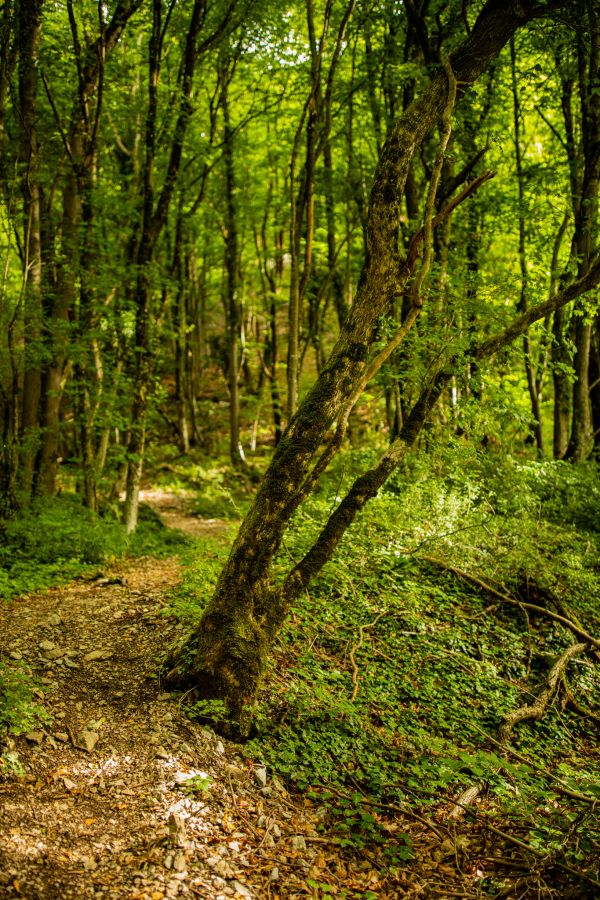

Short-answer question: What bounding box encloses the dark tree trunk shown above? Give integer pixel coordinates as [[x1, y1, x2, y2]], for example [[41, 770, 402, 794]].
[[123, 0, 207, 530], [17, 0, 44, 503], [563, 0, 599, 461], [220, 46, 246, 470]]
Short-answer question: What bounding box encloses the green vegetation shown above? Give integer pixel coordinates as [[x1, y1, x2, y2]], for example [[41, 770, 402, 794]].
[[0, 660, 51, 773], [0, 494, 189, 600], [0, 0, 599, 892], [172, 448, 600, 889]]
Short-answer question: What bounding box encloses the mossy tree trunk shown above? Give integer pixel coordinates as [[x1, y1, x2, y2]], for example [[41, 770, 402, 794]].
[[163, 1, 577, 739]]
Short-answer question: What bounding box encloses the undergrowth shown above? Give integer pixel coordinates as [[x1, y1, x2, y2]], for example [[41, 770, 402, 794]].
[[150, 444, 259, 520], [0, 658, 51, 774], [0, 494, 189, 600], [173, 446, 600, 893]]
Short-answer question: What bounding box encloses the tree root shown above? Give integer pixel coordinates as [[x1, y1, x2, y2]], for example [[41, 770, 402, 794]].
[[499, 642, 589, 744]]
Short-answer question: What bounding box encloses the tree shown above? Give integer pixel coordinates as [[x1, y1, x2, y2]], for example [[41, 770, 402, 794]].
[[164, 0, 600, 738]]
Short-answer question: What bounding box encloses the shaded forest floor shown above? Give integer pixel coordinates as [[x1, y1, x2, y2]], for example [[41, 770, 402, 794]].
[[0, 480, 599, 898], [0, 492, 431, 899]]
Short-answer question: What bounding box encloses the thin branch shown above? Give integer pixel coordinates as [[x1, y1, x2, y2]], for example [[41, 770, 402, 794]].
[[417, 556, 600, 650], [349, 610, 389, 701], [39, 70, 76, 169], [412, 56, 457, 308]]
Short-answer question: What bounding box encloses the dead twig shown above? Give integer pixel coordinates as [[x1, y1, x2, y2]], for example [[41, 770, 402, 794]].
[[468, 722, 597, 804], [349, 610, 389, 701]]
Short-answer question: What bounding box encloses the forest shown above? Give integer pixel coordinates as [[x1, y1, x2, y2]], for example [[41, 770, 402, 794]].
[[0, 0, 599, 897]]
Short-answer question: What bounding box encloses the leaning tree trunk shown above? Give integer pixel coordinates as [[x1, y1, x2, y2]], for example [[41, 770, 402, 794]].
[[163, 0, 560, 739]]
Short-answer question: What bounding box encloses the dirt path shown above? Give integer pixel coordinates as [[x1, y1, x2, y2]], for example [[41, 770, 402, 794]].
[[0, 494, 370, 899]]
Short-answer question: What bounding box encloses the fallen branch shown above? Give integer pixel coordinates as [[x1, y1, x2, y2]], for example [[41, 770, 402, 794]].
[[316, 782, 446, 842], [417, 556, 600, 650], [447, 797, 600, 891], [499, 643, 589, 744], [468, 722, 598, 805]]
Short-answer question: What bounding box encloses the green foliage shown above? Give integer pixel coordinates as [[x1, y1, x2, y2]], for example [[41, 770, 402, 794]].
[[165, 538, 230, 625], [227, 449, 599, 873], [0, 495, 188, 600], [0, 659, 51, 773], [152, 453, 255, 520], [181, 773, 214, 797]]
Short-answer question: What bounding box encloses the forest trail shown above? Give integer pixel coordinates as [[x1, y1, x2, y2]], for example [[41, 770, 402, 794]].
[[0, 493, 375, 900]]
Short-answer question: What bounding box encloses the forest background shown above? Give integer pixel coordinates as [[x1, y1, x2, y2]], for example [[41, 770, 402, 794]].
[[0, 0, 599, 896]]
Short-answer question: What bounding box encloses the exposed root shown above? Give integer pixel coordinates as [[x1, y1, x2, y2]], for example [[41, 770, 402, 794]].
[[499, 642, 590, 744]]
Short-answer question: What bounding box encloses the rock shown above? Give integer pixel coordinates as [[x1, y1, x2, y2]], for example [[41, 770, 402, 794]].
[[54, 733, 69, 743], [254, 766, 267, 788], [173, 851, 186, 873], [168, 813, 188, 848], [39, 640, 56, 652], [269, 867, 279, 882], [215, 741, 225, 755], [84, 650, 112, 662], [207, 858, 233, 879], [291, 835, 307, 852], [24, 731, 44, 744], [231, 880, 254, 898], [9, 651, 22, 660], [155, 747, 170, 760], [44, 648, 65, 660], [47, 613, 62, 626], [77, 731, 99, 752], [64, 658, 79, 669], [157, 692, 171, 701], [224, 764, 244, 779], [272, 824, 281, 840]]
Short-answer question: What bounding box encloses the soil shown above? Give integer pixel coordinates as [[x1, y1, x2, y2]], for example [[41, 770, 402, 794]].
[[0, 492, 415, 899]]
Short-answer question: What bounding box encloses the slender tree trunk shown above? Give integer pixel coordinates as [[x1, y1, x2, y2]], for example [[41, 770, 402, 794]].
[[566, 1, 599, 461], [123, 0, 208, 530], [552, 307, 571, 457], [221, 48, 246, 469], [17, 0, 44, 503], [511, 39, 544, 453]]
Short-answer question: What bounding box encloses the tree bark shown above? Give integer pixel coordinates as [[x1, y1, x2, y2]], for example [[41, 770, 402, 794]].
[[17, 0, 44, 504], [566, 1, 600, 461], [123, 0, 208, 531], [220, 45, 246, 470]]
